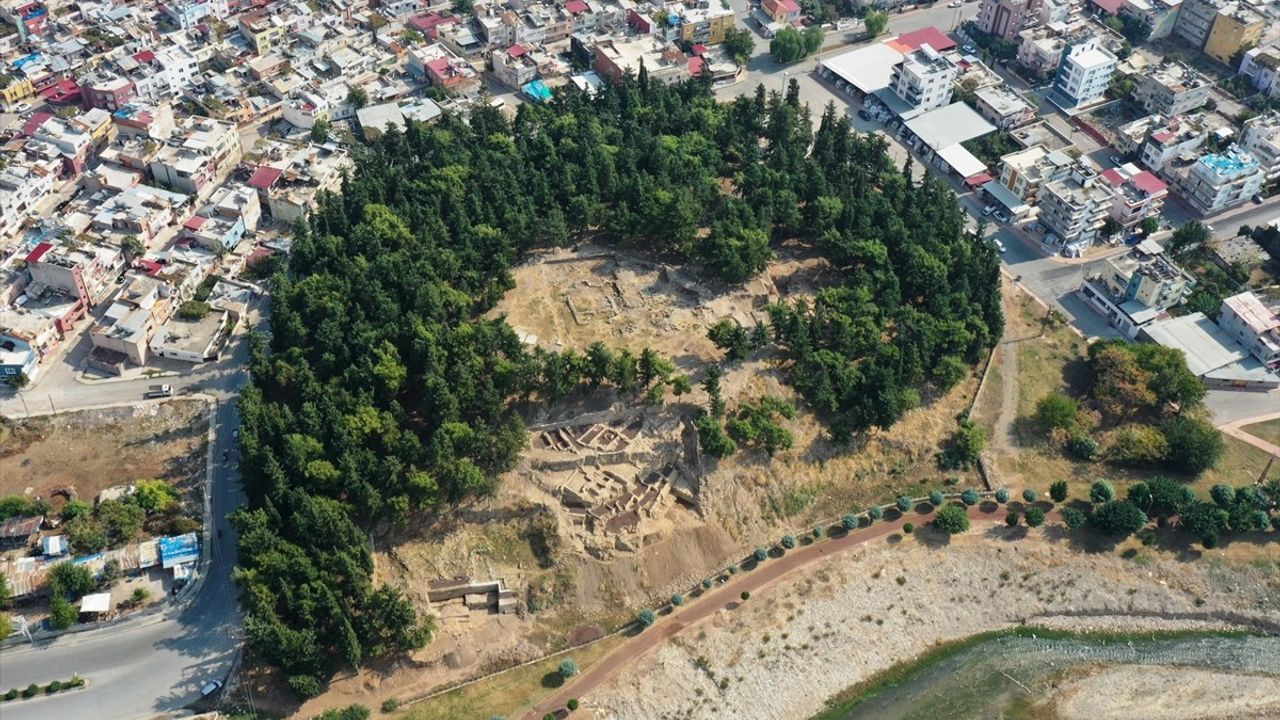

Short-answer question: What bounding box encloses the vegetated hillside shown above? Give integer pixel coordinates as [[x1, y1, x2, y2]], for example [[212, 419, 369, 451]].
[[232, 75, 1002, 697]]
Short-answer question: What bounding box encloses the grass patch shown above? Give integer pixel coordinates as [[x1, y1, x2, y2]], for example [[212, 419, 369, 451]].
[[1240, 418, 1280, 447], [400, 633, 625, 720]]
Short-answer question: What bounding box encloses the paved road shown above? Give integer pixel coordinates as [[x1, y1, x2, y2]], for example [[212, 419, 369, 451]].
[[0, 305, 263, 719], [524, 501, 1042, 720]]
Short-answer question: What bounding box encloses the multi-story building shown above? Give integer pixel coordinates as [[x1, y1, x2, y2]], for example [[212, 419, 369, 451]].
[[1132, 62, 1212, 117], [890, 44, 958, 113], [593, 37, 691, 85], [1173, 0, 1221, 49], [1131, 114, 1208, 173], [1051, 37, 1116, 109], [0, 156, 59, 240], [1204, 4, 1265, 65], [976, 0, 1039, 40], [670, 3, 734, 45], [1219, 292, 1280, 369], [1040, 165, 1114, 254], [240, 9, 289, 56], [111, 102, 177, 141], [1016, 29, 1066, 75], [0, 74, 34, 109], [81, 72, 137, 112], [1099, 164, 1169, 228], [1081, 241, 1195, 337], [87, 184, 188, 242], [973, 85, 1035, 129], [1240, 112, 1280, 186], [1122, 0, 1182, 40], [148, 117, 242, 197], [244, 142, 350, 223], [1172, 147, 1265, 215], [997, 144, 1079, 203], [90, 273, 173, 366], [23, 113, 94, 175], [492, 44, 539, 88], [407, 43, 481, 96], [1238, 44, 1280, 99], [162, 0, 230, 30], [25, 241, 119, 306], [760, 0, 801, 25], [118, 46, 200, 103]]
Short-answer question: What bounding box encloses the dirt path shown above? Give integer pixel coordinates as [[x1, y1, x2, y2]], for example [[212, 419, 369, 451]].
[[993, 340, 1019, 454], [1218, 411, 1280, 458], [524, 502, 1048, 719]]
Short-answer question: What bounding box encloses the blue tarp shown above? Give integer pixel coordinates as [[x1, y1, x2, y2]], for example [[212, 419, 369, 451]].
[[522, 80, 552, 103], [158, 533, 199, 569]]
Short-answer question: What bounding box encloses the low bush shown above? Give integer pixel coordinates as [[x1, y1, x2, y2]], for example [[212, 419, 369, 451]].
[[902, 523, 914, 534], [740, 591, 750, 601], [841, 514, 858, 530], [381, 698, 400, 713], [671, 593, 684, 606], [567, 698, 580, 711], [1024, 507, 1046, 528], [781, 534, 797, 550], [868, 506, 884, 520], [896, 496, 912, 512], [1022, 488, 1038, 503], [22, 684, 38, 698], [995, 488, 1010, 503], [637, 609, 656, 628], [754, 547, 767, 562], [1061, 507, 1087, 530], [961, 489, 980, 506], [4, 688, 18, 701], [46, 680, 62, 694], [928, 490, 945, 506], [1005, 510, 1019, 527]]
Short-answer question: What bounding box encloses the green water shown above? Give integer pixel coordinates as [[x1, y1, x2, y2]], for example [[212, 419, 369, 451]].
[[814, 630, 1280, 720]]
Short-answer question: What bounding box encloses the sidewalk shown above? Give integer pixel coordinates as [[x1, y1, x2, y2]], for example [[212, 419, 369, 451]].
[[1218, 412, 1280, 458]]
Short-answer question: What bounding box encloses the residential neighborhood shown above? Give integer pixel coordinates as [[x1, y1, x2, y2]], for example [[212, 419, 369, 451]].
[[0, 0, 1277, 717]]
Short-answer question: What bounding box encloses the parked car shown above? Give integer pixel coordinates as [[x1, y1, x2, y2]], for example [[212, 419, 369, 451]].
[[1252, 194, 1265, 204], [993, 210, 1010, 223], [1109, 155, 1124, 166], [13, 101, 31, 113], [982, 204, 996, 217], [991, 238, 1007, 253], [200, 680, 223, 698], [948, 1, 961, 6], [857, 108, 872, 121]]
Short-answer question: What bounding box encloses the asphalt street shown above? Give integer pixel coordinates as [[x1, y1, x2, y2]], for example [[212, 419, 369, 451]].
[[0, 305, 262, 719]]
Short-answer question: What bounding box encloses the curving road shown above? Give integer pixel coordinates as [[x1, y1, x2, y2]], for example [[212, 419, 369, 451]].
[[0, 304, 264, 719]]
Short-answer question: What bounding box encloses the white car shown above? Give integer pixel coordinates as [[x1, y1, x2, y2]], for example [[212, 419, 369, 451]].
[[948, 0, 961, 6], [200, 680, 223, 697], [13, 101, 31, 113], [993, 210, 1010, 224], [981, 204, 996, 217], [991, 238, 1007, 253]]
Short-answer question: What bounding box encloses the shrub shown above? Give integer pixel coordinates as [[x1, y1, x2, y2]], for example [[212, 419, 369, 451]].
[[1160, 416, 1224, 475], [637, 609, 656, 628], [288, 675, 322, 699], [46, 680, 62, 694], [1066, 434, 1099, 460], [754, 547, 767, 562], [1106, 425, 1169, 466], [841, 514, 858, 530], [49, 595, 77, 630], [1090, 480, 1116, 504], [1091, 500, 1147, 538], [934, 505, 971, 535], [1049, 480, 1068, 503], [928, 490, 945, 507], [781, 534, 796, 550], [702, 578, 713, 589], [1210, 484, 1236, 508], [1005, 510, 1020, 527], [671, 593, 684, 606], [544, 714, 557, 720], [868, 506, 883, 520], [1024, 507, 1046, 528], [961, 489, 980, 506], [567, 698, 580, 711], [896, 496, 912, 512], [23, 684, 38, 698], [740, 591, 750, 601], [728, 564, 739, 574], [1036, 392, 1079, 430], [1022, 488, 1038, 503], [381, 698, 400, 713], [812, 526, 824, 539], [995, 488, 1010, 504], [49, 562, 96, 598], [559, 659, 578, 680], [1061, 507, 1087, 530], [4, 688, 17, 701], [902, 522, 914, 534]]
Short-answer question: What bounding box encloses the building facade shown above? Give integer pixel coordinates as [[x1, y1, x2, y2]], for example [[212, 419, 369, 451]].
[[890, 44, 958, 113], [1173, 147, 1265, 215], [1051, 37, 1117, 109], [1219, 292, 1280, 369]]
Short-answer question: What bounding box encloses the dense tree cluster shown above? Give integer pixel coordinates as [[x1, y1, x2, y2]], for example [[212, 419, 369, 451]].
[[234, 76, 1001, 694]]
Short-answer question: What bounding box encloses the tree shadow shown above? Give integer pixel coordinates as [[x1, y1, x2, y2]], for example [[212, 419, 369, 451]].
[[978, 500, 1000, 515], [986, 524, 1028, 542], [541, 671, 566, 689], [914, 525, 952, 548]]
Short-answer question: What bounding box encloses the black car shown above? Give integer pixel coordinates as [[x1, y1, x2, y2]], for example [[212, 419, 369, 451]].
[[857, 109, 872, 121]]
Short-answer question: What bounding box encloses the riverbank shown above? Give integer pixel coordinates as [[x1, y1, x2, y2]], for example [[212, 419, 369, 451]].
[[812, 628, 1279, 720], [584, 526, 1278, 720]]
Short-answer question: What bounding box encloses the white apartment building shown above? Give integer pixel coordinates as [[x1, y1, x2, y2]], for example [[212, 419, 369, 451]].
[[0, 157, 59, 240], [1219, 292, 1280, 369], [889, 44, 958, 114], [1239, 45, 1280, 99], [997, 144, 1079, 203], [1240, 112, 1280, 185], [1173, 147, 1265, 215], [1040, 165, 1114, 255], [1132, 62, 1213, 117], [118, 46, 200, 103], [163, 0, 231, 30], [1051, 37, 1117, 109], [149, 117, 242, 197], [1099, 164, 1169, 229]]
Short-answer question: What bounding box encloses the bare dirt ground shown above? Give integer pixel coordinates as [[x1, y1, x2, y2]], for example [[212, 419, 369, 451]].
[[1049, 665, 1280, 720], [585, 529, 1279, 720], [0, 401, 208, 508]]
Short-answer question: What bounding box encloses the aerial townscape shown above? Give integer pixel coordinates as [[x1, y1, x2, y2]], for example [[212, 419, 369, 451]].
[[0, 0, 1279, 717]]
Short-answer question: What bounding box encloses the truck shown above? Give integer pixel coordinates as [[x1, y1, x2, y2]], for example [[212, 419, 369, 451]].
[[145, 384, 172, 399]]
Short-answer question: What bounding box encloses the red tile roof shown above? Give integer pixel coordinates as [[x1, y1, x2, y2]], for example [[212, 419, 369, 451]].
[[507, 43, 527, 57], [133, 49, 156, 64], [247, 165, 283, 189], [1131, 171, 1167, 195], [184, 215, 208, 231], [688, 56, 705, 76], [1151, 130, 1175, 143], [894, 27, 956, 52], [1090, 0, 1124, 14], [564, 0, 589, 13], [1100, 168, 1125, 185]]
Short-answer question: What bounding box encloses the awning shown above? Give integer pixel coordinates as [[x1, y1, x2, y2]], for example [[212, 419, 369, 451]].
[[980, 179, 1032, 216], [80, 592, 111, 614], [965, 172, 994, 187]]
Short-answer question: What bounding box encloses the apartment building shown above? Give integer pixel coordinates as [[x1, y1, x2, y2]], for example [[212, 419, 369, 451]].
[[1122, 0, 1182, 40], [1219, 292, 1280, 369], [1173, 0, 1220, 48], [25, 241, 119, 306], [240, 9, 289, 55], [0, 157, 59, 240], [245, 142, 350, 223], [149, 117, 242, 197], [1239, 44, 1280, 99], [1040, 165, 1113, 254], [1204, 4, 1265, 65], [23, 112, 94, 175], [670, 3, 734, 45], [0, 74, 34, 109], [890, 44, 958, 113], [1134, 114, 1207, 173], [81, 71, 136, 112], [1099, 164, 1169, 228], [1132, 62, 1212, 117], [997, 144, 1079, 203], [492, 44, 539, 88], [593, 37, 690, 84], [1172, 147, 1265, 215], [163, 0, 230, 30], [87, 184, 188, 242], [90, 273, 173, 366], [408, 43, 481, 95], [1051, 37, 1116, 109], [976, 0, 1039, 40], [1240, 112, 1280, 186], [1016, 29, 1066, 75], [117, 46, 199, 103], [111, 102, 177, 141], [1081, 241, 1195, 337]]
